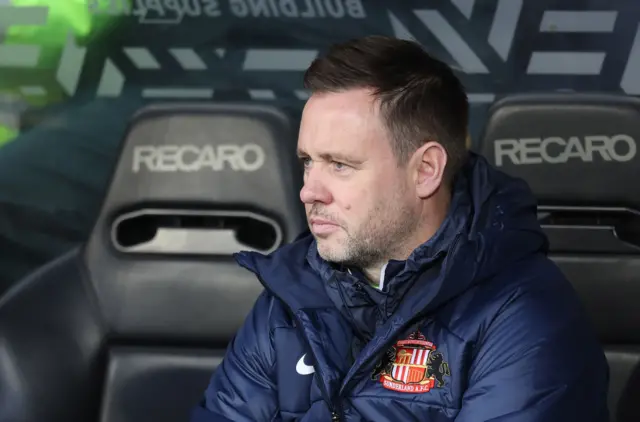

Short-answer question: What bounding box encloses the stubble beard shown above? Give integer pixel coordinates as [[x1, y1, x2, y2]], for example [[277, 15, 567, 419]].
[[314, 194, 420, 269]]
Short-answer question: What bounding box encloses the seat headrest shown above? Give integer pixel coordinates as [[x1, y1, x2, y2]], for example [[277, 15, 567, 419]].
[[96, 103, 304, 255], [480, 93, 640, 207], [83, 103, 305, 341]]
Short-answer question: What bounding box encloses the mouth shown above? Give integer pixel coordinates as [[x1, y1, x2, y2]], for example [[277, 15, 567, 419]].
[[308, 218, 340, 235]]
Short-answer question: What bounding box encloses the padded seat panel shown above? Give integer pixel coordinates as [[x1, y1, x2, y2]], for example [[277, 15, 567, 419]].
[[552, 257, 640, 344], [100, 347, 222, 422], [606, 347, 640, 422]]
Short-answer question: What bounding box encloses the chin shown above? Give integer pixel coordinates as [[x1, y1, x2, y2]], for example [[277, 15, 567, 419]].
[[315, 240, 348, 263]]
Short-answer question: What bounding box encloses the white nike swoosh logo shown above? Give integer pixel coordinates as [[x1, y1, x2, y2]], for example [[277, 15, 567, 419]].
[[296, 354, 315, 375]]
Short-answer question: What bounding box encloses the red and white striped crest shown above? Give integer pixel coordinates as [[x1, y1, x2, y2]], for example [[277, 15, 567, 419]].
[[377, 331, 442, 394], [391, 347, 430, 384]]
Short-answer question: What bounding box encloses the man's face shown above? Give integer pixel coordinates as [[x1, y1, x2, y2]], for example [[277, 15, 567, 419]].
[[297, 88, 421, 268]]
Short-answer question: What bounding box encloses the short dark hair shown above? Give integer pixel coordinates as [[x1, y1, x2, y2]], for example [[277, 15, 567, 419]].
[[303, 35, 469, 183]]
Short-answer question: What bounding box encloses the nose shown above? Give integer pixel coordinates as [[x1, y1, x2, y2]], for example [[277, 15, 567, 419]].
[[300, 169, 332, 205]]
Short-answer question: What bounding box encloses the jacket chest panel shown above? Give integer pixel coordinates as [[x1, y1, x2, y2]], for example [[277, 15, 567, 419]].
[[347, 321, 468, 412], [273, 313, 472, 419]]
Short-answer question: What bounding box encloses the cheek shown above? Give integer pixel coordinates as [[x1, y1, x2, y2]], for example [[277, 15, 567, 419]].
[[336, 173, 393, 219], [340, 185, 373, 216]]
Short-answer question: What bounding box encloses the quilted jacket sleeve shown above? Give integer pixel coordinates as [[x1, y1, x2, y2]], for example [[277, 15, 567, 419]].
[[454, 281, 610, 422], [190, 291, 280, 422]]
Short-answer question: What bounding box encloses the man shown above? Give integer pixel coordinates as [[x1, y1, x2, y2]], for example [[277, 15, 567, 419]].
[[191, 36, 609, 421]]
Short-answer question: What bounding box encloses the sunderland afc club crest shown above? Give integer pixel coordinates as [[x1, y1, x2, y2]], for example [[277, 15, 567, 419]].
[[372, 330, 450, 393]]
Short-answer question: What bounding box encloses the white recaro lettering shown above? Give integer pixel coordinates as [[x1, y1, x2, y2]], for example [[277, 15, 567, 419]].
[[493, 134, 637, 166], [131, 144, 266, 173]]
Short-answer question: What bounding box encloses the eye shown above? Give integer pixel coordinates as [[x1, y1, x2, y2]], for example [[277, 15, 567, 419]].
[[332, 161, 349, 172], [300, 157, 312, 169]]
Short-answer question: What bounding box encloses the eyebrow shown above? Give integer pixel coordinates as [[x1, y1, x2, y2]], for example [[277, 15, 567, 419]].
[[296, 149, 364, 165]]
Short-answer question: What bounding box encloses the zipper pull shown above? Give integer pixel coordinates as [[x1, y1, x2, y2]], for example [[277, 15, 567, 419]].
[[331, 411, 341, 421]]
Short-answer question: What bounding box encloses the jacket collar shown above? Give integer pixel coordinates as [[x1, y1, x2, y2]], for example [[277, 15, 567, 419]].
[[306, 153, 544, 307]]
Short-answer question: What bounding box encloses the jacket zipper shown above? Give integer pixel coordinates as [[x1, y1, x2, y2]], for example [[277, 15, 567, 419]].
[[252, 274, 344, 421]]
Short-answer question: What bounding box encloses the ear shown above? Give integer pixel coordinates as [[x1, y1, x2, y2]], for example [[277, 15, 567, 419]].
[[411, 141, 447, 199]]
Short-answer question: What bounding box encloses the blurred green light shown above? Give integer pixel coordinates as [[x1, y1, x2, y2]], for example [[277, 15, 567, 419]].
[[0, 125, 18, 147], [6, 0, 116, 44]]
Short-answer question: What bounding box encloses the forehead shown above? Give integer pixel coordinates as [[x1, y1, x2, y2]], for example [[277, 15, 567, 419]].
[[297, 89, 391, 158]]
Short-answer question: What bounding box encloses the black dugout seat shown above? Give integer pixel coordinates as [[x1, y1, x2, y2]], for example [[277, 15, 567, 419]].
[[0, 103, 305, 422], [479, 92, 640, 422]]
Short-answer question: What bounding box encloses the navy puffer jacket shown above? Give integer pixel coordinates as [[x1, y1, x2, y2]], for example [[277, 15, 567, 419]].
[[191, 153, 609, 422]]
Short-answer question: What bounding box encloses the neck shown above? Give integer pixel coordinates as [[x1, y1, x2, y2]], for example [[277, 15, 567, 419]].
[[362, 265, 385, 286], [363, 187, 451, 285]]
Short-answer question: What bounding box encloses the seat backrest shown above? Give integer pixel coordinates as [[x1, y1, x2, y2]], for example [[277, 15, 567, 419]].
[[479, 92, 640, 422], [0, 103, 305, 422]]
